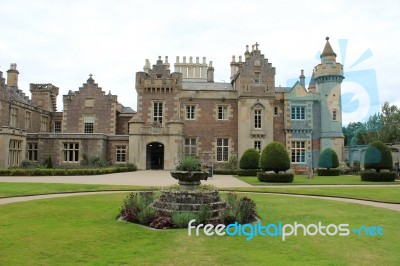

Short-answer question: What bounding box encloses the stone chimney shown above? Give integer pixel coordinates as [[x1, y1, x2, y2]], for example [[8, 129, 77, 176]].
[[207, 61, 214, 83], [7, 63, 19, 88], [299, 69, 305, 87]]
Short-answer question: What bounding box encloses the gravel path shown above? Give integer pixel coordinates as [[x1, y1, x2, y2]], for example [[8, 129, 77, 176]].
[[0, 190, 399, 212]]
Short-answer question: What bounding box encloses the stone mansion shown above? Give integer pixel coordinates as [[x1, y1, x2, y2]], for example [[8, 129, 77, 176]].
[[0, 38, 344, 171]]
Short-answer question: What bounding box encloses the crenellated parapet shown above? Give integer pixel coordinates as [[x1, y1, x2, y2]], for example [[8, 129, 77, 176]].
[[30, 83, 59, 112]]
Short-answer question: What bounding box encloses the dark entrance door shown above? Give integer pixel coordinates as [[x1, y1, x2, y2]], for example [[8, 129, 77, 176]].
[[146, 142, 164, 170]]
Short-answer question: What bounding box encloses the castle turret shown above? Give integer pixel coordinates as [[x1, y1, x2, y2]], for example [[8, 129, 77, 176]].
[[313, 37, 345, 160], [30, 83, 59, 112]]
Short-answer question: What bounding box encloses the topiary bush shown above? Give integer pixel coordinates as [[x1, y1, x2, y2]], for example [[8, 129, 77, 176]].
[[317, 169, 340, 176], [259, 142, 291, 173], [239, 148, 260, 170], [364, 141, 393, 172], [360, 170, 396, 182], [237, 169, 260, 177], [318, 148, 339, 169], [257, 172, 294, 183], [213, 169, 238, 175]]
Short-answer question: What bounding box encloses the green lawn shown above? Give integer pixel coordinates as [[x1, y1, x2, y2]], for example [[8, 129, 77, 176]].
[[0, 182, 157, 198], [1, 182, 400, 203], [237, 174, 400, 185], [224, 186, 400, 203], [0, 193, 399, 265]]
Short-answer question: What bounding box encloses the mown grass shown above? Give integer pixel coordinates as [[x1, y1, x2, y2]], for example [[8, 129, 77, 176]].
[[0, 182, 157, 198], [237, 174, 399, 185], [1, 182, 400, 203], [223, 186, 400, 203], [0, 193, 399, 265]]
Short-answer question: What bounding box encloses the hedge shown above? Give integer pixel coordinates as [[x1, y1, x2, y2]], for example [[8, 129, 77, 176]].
[[213, 169, 238, 175], [257, 172, 294, 183], [0, 165, 137, 176], [360, 170, 396, 182], [317, 169, 340, 176], [237, 169, 260, 176]]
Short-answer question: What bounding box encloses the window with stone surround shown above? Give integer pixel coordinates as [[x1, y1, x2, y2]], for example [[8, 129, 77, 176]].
[[186, 105, 196, 120], [83, 115, 94, 133], [27, 143, 38, 161], [254, 141, 262, 152], [291, 141, 306, 163], [291, 106, 305, 120], [116, 146, 126, 163], [255, 73, 260, 84], [216, 138, 229, 162], [25, 111, 32, 129], [63, 142, 79, 163], [217, 106, 228, 120], [332, 109, 337, 121], [254, 109, 262, 129], [8, 140, 22, 167], [153, 102, 163, 124], [10, 107, 19, 128], [184, 138, 197, 156], [41, 115, 49, 131], [54, 121, 62, 133]]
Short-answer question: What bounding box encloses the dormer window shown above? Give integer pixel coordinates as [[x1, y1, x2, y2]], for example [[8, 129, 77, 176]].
[[156, 74, 162, 79]]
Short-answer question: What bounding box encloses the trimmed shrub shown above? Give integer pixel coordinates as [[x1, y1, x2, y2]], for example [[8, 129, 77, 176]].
[[364, 141, 393, 172], [318, 148, 339, 169], [237, 169, 260, 176], [360, 170, 396, 182], [0, 169, 11, 176], [257, 172, 294, 183], [259, 142, 291, 173], [317, 169, 340, 176], [213, 169, 238, 175], [239, 148, 260, 169], [0, 166, 136, 176], [236, 196, 257, 224]]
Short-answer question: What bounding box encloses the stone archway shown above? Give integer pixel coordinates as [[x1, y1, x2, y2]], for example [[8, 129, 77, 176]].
[[146, 142, 164, 170]]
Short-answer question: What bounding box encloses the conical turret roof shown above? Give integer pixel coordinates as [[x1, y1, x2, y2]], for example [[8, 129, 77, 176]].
[[320, 37, 336, 58]]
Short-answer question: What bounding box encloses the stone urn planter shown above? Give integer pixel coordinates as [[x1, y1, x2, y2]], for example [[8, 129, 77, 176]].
[[170, 171, 208, 190]]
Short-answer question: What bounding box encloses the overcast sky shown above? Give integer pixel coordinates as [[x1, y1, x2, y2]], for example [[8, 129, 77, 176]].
[[0, 0, 399, 125]]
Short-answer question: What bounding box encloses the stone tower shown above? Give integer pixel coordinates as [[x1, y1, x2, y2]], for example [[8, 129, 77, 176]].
[[30, 83, 59, 112], [231, 43, 276, 156], [130, 56, 183, 170], [313, 37, 345, 160]]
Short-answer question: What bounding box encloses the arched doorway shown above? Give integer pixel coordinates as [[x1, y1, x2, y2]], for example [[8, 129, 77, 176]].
[[146, 142, 164, 170]]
